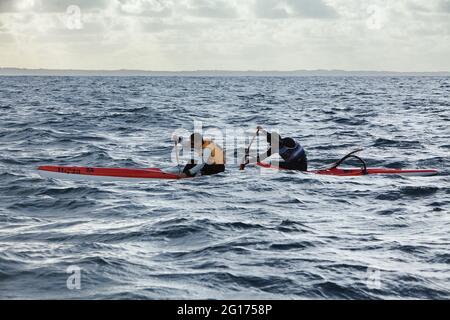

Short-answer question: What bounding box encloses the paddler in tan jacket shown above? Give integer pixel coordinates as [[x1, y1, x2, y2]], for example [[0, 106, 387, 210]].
[[173, 133, 225, 178]]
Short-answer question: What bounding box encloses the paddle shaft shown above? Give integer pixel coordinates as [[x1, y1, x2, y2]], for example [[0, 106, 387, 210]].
[[240, 130, 259, 170], [174, 141, 180, 166]]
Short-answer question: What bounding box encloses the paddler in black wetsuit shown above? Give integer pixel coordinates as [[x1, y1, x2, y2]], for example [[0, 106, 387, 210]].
[[240, 126, 308, 171], [175, 133, 225, 178]]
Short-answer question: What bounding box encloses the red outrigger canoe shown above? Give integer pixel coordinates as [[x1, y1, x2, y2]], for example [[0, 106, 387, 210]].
[[257, 149, 438, 177], [37, 149, 438, 181], [37, 166, 183, 181], [256, 162, 438, 177]]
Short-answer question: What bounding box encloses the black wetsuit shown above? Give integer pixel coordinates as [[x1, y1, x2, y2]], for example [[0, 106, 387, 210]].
[[183, 163, 225, 177], [259, 135, 308, 171], [279, 153, 308, 171]]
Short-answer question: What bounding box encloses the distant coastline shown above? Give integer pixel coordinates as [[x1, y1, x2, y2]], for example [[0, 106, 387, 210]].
[[1, 68, 449, 77]]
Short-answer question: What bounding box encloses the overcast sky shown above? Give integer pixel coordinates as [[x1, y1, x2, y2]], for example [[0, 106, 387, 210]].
[[0, 0, 449, 71]]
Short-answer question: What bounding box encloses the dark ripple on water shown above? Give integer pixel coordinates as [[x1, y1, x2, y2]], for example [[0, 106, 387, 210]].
[[0, 76, 449, 299]]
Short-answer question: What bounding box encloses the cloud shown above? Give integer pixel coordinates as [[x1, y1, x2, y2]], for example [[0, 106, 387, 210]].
[[0, 0, 33, 12], [40, 0, 110, 12], [0, 20, 5, 31], [254, 0, 289, 18], [0, 0, 111, 13], [182, 0, 238, 19], [0, 0, 449, 71], [286, 0, 338, 18], [117, 0, 172, 17], [437, 0, 450, 12], [402, 0, 450, 13], [255, 0, 338, 19]]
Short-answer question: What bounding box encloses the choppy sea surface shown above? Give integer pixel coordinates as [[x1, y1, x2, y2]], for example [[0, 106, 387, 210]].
[[0, 76, 449, 299]]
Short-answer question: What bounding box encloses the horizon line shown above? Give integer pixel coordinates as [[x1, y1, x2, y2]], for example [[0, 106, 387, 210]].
[[1, 67, 449, 76], [1, 67, 450, 72]]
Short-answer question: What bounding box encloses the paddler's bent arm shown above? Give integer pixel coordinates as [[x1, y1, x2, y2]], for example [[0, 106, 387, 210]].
[[188, 147, 212, 176]]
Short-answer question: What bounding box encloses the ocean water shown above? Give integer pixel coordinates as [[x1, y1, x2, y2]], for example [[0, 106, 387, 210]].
[[0, 76, 449, 299]]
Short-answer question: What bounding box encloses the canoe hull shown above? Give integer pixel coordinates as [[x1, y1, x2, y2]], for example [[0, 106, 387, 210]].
[[256, 162, 438, 177], [37, 166, 182, 181]]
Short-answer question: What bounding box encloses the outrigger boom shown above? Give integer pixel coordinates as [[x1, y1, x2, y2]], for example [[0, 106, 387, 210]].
[[257, 149, 438, 177]]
